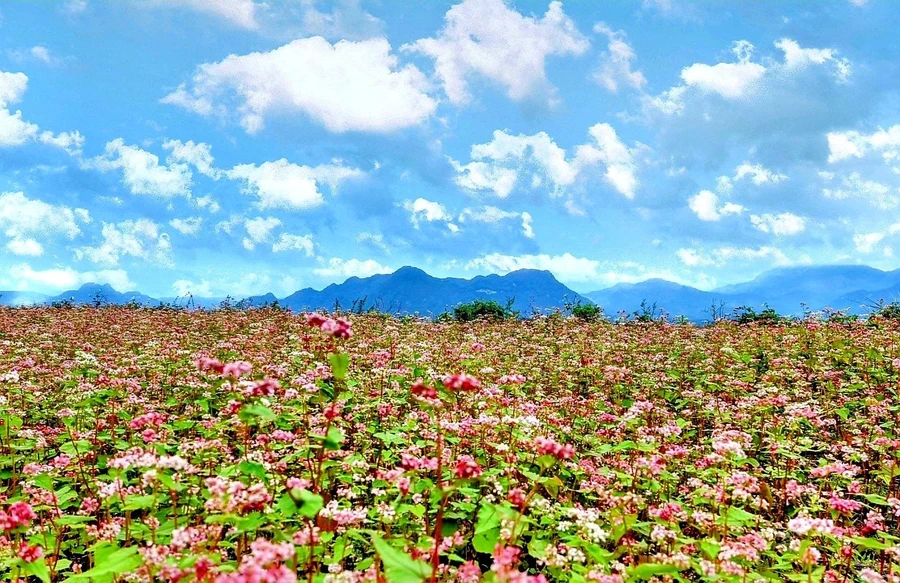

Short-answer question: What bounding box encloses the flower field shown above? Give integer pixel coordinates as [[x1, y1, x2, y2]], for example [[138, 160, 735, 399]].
[[0, 307, 899, 583]]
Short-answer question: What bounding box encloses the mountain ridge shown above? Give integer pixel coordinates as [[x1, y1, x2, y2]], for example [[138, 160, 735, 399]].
[[5, 264, 900, 321]]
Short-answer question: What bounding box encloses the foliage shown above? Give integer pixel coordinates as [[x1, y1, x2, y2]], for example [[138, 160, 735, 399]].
[[452, 298, 518, 322], [0, 307, 893, 581], [732, 303, 791, 325], [569, 301, 604, 322]]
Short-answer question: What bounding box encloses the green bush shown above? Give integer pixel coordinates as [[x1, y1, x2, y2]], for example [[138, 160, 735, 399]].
[[453, 298, 518, 322], [571, 302, 604, 322], [874, 301, 900, 320], [732, 304, 789, 325]]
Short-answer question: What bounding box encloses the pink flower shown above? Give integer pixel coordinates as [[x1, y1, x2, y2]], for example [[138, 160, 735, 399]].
[[17, 542, 42, 563], [454, 455, 483, 479], [442, 373, 482, 392], [222, 361, 253, 379]]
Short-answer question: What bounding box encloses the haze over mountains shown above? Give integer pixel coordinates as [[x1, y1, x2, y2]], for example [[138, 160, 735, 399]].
[[2, 265, 899, 321]]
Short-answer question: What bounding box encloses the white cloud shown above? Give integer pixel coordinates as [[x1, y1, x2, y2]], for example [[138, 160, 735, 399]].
[[226, 158, 363, 211], [822, 173, 900, 209], [647, 38, 850, 114], [169, 217, 203, 235], [242, 216, 281, 250], [453, 122, 640, 200], [162, 139, 219, 178], [458, 205, 534, 238], [9, 263, 134, 292], [356, 232, 391, 254], [591, 22, 646, 93], [295, 0, 385, 41], [0, 70, 83, 152], [405, 0, 589, 105], [272, 233, 315, 256], [827, 125, 900, 165], [193, 195, 221, 214], [403, 198, 458, 231], [749, 212, 807, 236], [733, 163, 788, 185], [138, 0, 261, 30], [314, 257, 393, 279], [688, 189, 745, 221], [163, 37, 436, 134], [75, 219, 173, 266], [6, 238, 43, 257], [0, 191, 89, 256], [90, 139, 192, 197], [679, 41, 766, 100], [853, 232, 884, 253], [676, 245, 808, 268], [171, 279, 214, 297], [573, 123, 640, 198], [465, 252, 602, 282]]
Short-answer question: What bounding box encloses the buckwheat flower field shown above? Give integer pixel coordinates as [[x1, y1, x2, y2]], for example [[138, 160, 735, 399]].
[[1, 307, 899, 583]]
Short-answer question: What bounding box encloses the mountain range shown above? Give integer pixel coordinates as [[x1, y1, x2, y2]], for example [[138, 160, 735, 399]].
[[2, 264, 900, 321]]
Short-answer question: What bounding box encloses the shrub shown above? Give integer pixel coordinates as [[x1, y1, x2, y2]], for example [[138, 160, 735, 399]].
[[571, 302, 604, 322], [453, 298, 518, 322], [732, 304, 789, 325]]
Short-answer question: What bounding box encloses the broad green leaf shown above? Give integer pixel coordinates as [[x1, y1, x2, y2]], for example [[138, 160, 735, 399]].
[[328, 353, 350, 381], [373, 536, 431, 583]]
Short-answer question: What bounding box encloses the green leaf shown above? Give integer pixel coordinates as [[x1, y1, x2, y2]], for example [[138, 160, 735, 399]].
[[68, 545, 142, 581], [324, 427, 344, 450], [725, 506, 756, 527], [328, 353, 350, 381], [373, 536, 431, 583], [628, 563, 680, 580], [296, 489, 324, 519], [239, 460, 268, 481], [238, 404, 277, 424], [473, 503, 502, 554], [23, 559, 51, 583], [123, 495, 155, 511]]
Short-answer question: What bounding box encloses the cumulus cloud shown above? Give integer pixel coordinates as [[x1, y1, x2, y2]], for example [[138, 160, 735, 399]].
[[226, 158, 364, 211], [403, 198, 458, 232], [90, 139, 192, 197], [9, 263, 134, 292], [688, 190, 745, 221], [676, 245, 810, 268], [591, 22, 646, 94], [733, 163, 788, 185], [75, 219, 173, 266], [650, 39, 849, 112], [822, 172, 899, 209], [458, 206, 534, 238], [749, 213, 807, 236], [272, 233, 315, 256], [0, 70, 83, 152], [163, 37, 436, 134], [136, 0, 261, 30], [405, 0, 589, 106], [0, 191, 90, 257], [827, 125, 900, 165], [169, 217, 203, 235], [242, 217, 281, 251], [162, 139, 220, 178], [314, 257, 393, 279], [452, 122, 641, 200]]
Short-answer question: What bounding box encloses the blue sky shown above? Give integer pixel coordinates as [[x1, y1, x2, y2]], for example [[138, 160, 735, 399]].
[[1, 0, 899, 297]]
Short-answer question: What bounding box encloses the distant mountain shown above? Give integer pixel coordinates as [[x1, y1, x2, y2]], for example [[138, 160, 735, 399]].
[[281, 266, 586, 315], [0, 290, 50, 307], [584, 265, 900, 321], [13, 264, 900, 321], [47, 283, 159, 306], [585, 279, 731, 322]]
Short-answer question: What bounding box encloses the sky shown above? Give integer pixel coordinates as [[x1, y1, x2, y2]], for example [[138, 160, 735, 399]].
[[1, 0, 899, 298]]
